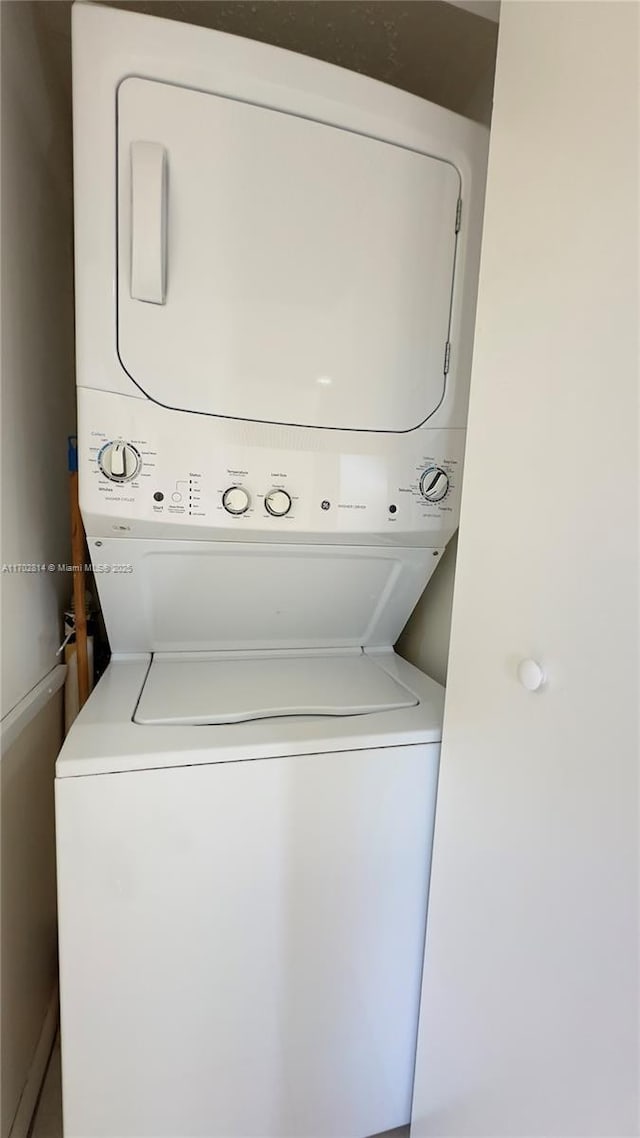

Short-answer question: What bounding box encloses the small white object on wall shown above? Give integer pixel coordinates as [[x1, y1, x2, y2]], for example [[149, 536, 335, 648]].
[[516, 658, 545, 692]]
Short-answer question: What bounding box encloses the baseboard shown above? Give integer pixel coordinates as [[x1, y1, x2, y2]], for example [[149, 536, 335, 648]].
[[8, 984, 59, 1138]]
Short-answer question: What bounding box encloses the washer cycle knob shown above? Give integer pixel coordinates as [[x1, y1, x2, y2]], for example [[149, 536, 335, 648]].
[[420, 466, 450, 502], [99, 441, 141, 482], [222, 486, 250, 515], [265, 488, 292, 517]]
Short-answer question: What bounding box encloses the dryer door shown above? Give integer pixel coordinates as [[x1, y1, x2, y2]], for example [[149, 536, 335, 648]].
[[117, 78, 460, 433]]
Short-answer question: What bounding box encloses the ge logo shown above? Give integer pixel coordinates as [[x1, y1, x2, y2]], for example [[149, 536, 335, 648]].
[[321, 500, 331, 511]]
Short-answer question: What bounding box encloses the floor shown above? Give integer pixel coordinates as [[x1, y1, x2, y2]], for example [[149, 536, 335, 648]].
[[29, 1038, 410, 1138]]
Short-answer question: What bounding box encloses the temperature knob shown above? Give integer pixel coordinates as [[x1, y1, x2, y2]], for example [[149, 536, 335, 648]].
[[420, 466, 450, 503], [222, 486, 250, 515], [265, 488, 292, 517], [99, 441, 141, 482]]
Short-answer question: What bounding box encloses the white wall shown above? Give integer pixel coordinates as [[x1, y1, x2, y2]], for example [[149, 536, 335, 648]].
[[0, 3, 74, 1134], [412, 2, 639, 1134], [1, 0, 75, 717], [1, 692, 63, 1138]]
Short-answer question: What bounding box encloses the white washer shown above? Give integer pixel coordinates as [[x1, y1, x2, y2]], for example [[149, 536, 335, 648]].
[[57, 5, 488, 1137], [57, 651, 443, 1138]]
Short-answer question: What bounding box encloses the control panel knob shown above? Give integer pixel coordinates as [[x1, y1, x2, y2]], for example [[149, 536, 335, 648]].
[[265, 488, 292, 517], [419, 466, 450, 503], [222, 486, 250, 515], [98, 441, 141, 482]]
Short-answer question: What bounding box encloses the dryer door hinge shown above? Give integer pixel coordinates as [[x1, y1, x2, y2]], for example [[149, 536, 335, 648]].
[[444, 341, 451, 374], [455, 198, 463, 233]]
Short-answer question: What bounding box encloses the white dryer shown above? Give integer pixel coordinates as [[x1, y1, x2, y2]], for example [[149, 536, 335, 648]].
[[56, 5, 488, 1137]]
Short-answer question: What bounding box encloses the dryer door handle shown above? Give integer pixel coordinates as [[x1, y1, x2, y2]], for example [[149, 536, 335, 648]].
[[130, 141, 167, 305]]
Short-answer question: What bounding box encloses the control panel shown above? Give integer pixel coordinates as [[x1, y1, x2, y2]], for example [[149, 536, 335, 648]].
[[79, 390, 466, 547]]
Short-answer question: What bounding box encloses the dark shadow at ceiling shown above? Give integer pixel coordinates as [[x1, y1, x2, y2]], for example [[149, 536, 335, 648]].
[[90, 1, 498, 121]]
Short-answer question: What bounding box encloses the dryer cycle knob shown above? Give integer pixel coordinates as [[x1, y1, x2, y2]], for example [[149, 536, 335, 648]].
[[222, 486, 250, 515], [265, 488, 292, 517], [420, 466, 450, 503], [99, 441, 141, 482]]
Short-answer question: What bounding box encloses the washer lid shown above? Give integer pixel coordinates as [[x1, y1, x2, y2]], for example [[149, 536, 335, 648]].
[[134, 651, 418, 726], [117, 78, 460, 432]]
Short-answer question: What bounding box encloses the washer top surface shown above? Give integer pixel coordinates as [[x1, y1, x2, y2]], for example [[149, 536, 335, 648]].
[[56, 650, 444, 778]]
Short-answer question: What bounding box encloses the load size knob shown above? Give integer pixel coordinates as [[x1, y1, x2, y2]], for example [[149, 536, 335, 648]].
[[420, 466, 450, 503], [98, 441, 141, 482], [265, 488, 292, 517], [222, 486, 250, 515]]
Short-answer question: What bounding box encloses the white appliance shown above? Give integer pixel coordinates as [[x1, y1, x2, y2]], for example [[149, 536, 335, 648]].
[[55, 5, 488, 1137]]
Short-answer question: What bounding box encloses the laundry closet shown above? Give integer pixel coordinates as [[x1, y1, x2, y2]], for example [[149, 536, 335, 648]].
[[1, 8, 494, 1138], [3, 4, 638, 1138]]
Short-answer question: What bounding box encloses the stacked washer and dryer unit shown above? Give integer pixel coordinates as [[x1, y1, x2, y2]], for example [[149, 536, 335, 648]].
[[55, 5, 487, 1137]]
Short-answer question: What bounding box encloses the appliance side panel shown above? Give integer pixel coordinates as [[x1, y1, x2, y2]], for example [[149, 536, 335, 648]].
[[56, 744, 439, 1138]]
